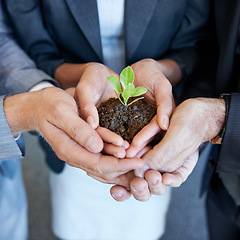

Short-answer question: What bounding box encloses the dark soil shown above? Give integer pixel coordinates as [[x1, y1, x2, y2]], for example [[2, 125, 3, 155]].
[[98, 97, 157, 143]]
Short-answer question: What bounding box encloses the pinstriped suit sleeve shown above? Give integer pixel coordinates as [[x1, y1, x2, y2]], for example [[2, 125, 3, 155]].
[[216, 93, 240, 174], [0, 96, 23, 161]]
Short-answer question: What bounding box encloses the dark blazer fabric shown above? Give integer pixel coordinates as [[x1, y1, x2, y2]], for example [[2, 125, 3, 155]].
[[6, 0, 209, 79], [214, 0, 240, 174], [201, 0, 240, 237]]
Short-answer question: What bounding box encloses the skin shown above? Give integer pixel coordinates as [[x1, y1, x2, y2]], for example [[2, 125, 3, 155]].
[[3, 87, 144, 187], [55, 59, 181, 132], [112, 97, 226, 201], [54, 58, 182, 201]]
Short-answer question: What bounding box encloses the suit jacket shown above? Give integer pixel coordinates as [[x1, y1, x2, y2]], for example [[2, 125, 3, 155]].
[[213, 0, 240, 175], [5, 0, 210, 79], [0, 1, 56, 177], [0, 1, 56, 95], [198, 0, 240, 231], [0, 96, 24, 176]]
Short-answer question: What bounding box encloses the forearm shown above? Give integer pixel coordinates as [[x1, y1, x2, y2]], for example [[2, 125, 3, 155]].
[[54, 62, 92, 88], [156, 59, 182, 87], [198, 98, 225, 142], [3, 92, 39, 135]]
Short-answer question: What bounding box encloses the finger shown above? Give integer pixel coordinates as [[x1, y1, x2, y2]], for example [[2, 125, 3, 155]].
[[141, 126, 192, 172], [145, 170, 166, 195], [155, 80, 175, 130], [130, 177, 151, 202], [134, 146, 152, 178], [41, 122, 144, 179], [75, 81, 100, 129], [51, 107, 103, 153], [162, 150, 199, 187], [88, 170, 135, 189], [135, 145, 152, 158], [65, 87, 75, 97], [110, 185, 132, 202], [96, 126, 127, 147], [127, 116, 160, 158], [102, 143, 126, 158]]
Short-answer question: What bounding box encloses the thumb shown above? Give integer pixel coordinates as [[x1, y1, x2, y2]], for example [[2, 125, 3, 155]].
[[154, 78, 175, 130], [156, 94, 175, 131], [74, 87, 99, 129]]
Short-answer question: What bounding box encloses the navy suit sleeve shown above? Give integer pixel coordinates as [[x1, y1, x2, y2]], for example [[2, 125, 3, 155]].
[[163, 0, 210, 80], [216, 93, 240, 174]]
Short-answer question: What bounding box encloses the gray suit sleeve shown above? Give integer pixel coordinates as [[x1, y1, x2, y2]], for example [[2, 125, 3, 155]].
[[0, 96, 23, 161], [4, 0, 65, 77], [0, 1, 58, 95]]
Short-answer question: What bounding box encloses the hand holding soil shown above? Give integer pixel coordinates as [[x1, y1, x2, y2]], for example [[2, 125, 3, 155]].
[[98, 66, 157, 143]]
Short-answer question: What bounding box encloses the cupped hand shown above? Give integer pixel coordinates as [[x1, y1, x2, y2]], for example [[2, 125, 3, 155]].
[[136, 98, 225, 185], [75, 63, 118, 129], [110, 169, 167, 202], [110, 97, 225, 202], [31, 87, 144, 185], [110, 146, 167, 202], [131, 59, 177, 131], [126, 59, 177, 158]]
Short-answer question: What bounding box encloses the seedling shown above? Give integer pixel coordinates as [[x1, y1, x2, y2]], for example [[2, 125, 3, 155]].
[[107, 66, 147, 106]]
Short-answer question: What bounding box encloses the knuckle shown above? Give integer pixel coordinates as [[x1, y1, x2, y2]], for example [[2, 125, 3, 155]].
[[69, 125, 82, 141], [80, 103, 91, 112], [52, 101, 69, 119], [148, 156, 162, 170], [152, 186, 166, 195], [173, 171, 187, 187], [92, 164, 104, 176], [134, 194, 151, 202], [55, 140, 70, 161]]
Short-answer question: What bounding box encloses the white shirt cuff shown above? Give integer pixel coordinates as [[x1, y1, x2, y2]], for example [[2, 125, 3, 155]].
[[29, 81, 55, 92], [14, 134, 21, 141]]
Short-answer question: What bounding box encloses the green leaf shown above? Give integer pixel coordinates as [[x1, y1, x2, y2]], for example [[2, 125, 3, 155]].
[[127, 97, 144, 106], [122, 83, 135, 105], [107, 75, 122, 93], [120, 66, 134, 89], [132, 86, 147, 97]]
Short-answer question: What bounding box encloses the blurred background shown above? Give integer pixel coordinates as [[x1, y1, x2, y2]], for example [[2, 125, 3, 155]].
[[22, 132, 57, 240]]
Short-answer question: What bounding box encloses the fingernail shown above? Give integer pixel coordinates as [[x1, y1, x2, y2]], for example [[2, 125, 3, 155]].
[[126, 150, 137, 158], [123, 141, 130, 149], [163, 178, 172, 186], [162, 116, 169, 130], [86, 136, 100, 152], [131, 186, 145, 192], [115, 151, 125, 158], [112, 193, 123, 198], [87, 116, 96, 129], [148, 179, 158, 185]]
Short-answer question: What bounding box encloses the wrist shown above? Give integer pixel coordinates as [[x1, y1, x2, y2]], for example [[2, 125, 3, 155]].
[[197, 98, 226, 143], [4, 92, 38, 134], [209, 94, 231, 144]]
